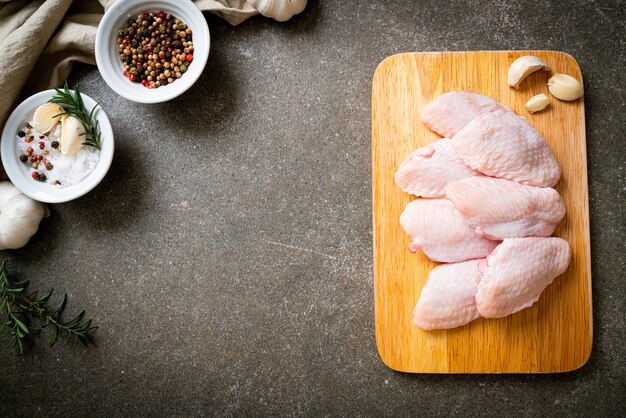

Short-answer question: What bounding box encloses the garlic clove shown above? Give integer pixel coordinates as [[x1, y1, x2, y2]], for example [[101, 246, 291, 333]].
[[525, 94, 550, 113], [508, 56, 551, 89], [547, 73, 584, 101], [31, 103, 64, 133], [60, 116, 86, 156]]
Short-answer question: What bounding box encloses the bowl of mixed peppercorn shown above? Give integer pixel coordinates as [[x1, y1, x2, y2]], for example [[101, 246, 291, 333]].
[[95, 0, 210, 103]]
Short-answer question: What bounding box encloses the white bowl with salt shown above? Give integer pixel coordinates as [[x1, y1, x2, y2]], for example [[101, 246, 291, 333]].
[[1, 89, 114, 203]]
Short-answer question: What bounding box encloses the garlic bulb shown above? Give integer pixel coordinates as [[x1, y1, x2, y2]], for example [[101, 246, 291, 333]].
[[31, 103, 64, 133], [0, 182, 45, 250], [508, 56, 551, 89], [60, 116, 85, 156], [547, 73, 584, 101], [249, 0, 307, 22]]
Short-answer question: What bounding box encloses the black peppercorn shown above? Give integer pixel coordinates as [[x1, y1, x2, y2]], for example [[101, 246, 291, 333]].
[[19, 154, 27, 163], [51, 141, 59, 149], [39, 173, 47, 182], [17, 130, 25, 137], [117, 11, 192, 90]]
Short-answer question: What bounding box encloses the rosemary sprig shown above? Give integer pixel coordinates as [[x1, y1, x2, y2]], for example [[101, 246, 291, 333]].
[[48, 82, 102, 149], [0, 260, 98, 353]]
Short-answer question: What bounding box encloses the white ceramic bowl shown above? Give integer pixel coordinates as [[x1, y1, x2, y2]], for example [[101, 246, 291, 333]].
[[95, 0, 210, 103], [1, 90, 114, 203]]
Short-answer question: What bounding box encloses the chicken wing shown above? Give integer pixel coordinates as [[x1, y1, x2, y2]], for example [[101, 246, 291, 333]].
[[420, 90, 513, 138], [451, 110, 561, 187], [399, 199, 499, 263], [446, 177, 566, 240], [476, 237, 571, 318], [413, 260, 482, 330], [395, 138, 480, 198]]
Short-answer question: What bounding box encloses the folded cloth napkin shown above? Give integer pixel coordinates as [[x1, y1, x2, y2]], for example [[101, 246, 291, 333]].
[[0, 0, 295, 139]]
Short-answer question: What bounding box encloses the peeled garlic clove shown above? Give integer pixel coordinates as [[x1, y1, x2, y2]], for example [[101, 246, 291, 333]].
[[31, 103, 64, 133], [60, 116, 85, 156], [508, 56, 551, 89], [525, 94, 550, 113], [547, 73, 584, 101]]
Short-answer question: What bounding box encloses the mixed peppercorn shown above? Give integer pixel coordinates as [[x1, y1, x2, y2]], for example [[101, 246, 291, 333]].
[[17, 124, 57, 183], [117, 11, 193, 89]]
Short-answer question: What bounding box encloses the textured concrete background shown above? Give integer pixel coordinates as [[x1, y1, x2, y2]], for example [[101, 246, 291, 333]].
[[1, 0, 625, 416]]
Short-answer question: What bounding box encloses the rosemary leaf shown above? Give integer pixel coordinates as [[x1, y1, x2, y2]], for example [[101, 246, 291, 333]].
[[48, 82, 102, 149], [0, 260, 98, 353]]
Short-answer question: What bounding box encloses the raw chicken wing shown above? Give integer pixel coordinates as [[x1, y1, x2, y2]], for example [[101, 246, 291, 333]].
[[476, 237, 571, 318], [414, 260, 482, 330], [399, 199, 499, 263], [420, 90, 513, 138], [395, 138, 480, 198], [446, 177, 566, 240], [451, 110, 561, 187]]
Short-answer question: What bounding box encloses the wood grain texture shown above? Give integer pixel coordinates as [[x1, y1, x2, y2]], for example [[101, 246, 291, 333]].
[[372, 51, 592, 373]]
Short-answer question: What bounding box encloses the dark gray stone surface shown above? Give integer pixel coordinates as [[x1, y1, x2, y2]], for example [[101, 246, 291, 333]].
[[1, 0, 624, 416]]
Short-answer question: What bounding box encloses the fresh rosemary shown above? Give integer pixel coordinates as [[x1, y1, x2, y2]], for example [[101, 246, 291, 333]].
[[48, 82, 102, 149], [0, 260, 98, 353]]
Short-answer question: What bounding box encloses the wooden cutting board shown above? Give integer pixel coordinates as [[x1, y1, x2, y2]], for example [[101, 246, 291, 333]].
[[372, 51, 592, 373]]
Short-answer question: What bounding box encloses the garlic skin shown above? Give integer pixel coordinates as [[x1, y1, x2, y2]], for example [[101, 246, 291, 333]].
[[508, 56, 551, 89], [60, 116, 85, 156], [525, 94, 550, 113], [249, 0, 307, 22], [0, 182, 45, 250], [547, 73, 584, 101], [31, 103, 64, 133]]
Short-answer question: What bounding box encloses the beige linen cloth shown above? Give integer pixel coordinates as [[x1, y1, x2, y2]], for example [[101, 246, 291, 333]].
[[0, 0, 270, 178]]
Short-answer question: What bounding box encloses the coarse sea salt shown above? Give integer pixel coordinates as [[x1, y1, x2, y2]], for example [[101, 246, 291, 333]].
[[17, 121, 100, 188]]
